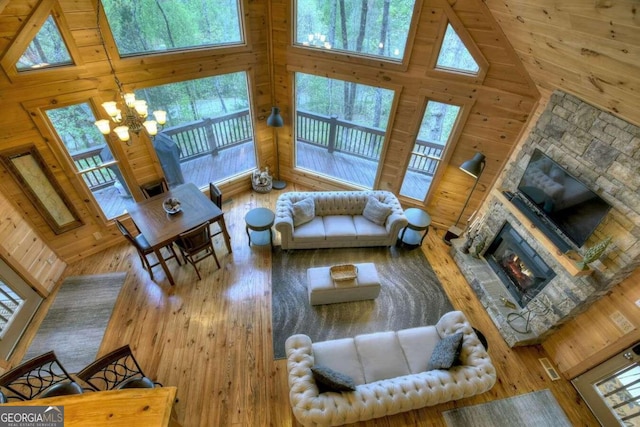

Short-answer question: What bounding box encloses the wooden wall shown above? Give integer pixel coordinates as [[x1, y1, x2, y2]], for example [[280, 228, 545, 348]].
[[481, 0, 640, 378]]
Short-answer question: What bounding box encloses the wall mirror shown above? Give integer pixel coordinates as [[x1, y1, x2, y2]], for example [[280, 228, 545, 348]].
[[0, 145, 83, 234]]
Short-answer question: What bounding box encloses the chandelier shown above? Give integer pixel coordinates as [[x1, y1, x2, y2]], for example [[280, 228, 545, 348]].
[[94, 88, 167, 144], [94, 0, 166, 144]]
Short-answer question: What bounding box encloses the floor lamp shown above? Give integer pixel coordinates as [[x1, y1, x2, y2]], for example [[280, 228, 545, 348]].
[[267, 106, 286, 190], [443, 152, 486, 245]]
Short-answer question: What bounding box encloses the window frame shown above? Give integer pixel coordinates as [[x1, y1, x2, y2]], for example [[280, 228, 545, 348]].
[[22, 91, 140, 223], [288, 65, 402, 190], [399, 90, 476, 206], [291, 0, 423, 72], [426, 6, 488, 84]]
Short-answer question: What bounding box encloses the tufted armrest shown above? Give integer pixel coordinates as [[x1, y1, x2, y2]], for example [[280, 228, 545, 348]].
[[285, 312, 497, 427]]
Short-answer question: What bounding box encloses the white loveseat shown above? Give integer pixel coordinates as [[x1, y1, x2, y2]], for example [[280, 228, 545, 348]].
[[285, 311, 496, 426], [274, 191, 408, 250]]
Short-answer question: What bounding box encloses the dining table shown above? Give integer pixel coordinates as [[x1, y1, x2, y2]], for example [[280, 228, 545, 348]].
[[126, 183, 231, 286]]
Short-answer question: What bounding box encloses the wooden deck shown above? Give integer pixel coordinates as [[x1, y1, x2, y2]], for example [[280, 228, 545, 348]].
[[96, 141, 431, 218]]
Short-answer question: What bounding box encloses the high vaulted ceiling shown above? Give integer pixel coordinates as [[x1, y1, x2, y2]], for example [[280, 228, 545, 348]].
[[485, 0, 640, 127]]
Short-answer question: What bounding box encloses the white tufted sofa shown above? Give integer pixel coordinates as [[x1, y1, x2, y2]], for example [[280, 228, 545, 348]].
[[274, 191, 408, 250], [285, 311, 496, 426]]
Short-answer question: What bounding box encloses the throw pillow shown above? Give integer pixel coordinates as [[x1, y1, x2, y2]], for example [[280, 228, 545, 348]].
[[311, 365, 356, 392], [427, 332, 463, 370], [292, 197, 315, 227], [362, 196, 392, 226]]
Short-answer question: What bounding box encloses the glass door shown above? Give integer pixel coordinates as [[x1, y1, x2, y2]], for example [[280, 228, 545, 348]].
[[0, 258, 42, 360], [573, 343, 640, 426]]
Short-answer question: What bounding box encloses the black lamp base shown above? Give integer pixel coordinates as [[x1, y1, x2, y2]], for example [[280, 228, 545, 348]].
[[443, 226, 463, 245], [272, 179, 287, 190]]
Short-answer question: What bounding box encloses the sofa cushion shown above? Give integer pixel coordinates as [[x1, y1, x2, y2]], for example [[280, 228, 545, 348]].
[[313, 338, 366, 385], [293, 197, 315, 227], [311, 365, 356, 392], [354, 331, 410, 383], [362, 196, 392, 225], [353, 216, 388, 239], [292, 217, 326, 241], [396, 326, 441, 373], [427, 332, 463, 370], [323, 215, 357, 239]]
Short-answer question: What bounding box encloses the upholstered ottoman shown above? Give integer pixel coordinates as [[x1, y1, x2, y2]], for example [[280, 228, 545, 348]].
[[307, 263, 381, 305]]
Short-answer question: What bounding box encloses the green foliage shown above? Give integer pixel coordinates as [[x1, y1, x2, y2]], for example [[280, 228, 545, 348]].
[[577, 236, 613, 270]]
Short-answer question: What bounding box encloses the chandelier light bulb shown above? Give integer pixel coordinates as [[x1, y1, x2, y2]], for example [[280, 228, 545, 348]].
[[95, 119, 111, 135], [153, 110, 167, 125], [113, 126, 130, 142], [102, 101, 118, 117], [123, 92, 136, 107], [133, 100, 148, 118], [143, 120, 158, 136]]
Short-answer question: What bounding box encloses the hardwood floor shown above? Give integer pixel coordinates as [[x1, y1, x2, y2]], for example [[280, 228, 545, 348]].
[[11, 186, 599, 426]]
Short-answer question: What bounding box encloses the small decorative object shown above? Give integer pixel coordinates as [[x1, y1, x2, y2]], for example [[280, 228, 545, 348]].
[[577, 236, 612, 270], [252, 167, 273, 193], [461, 232, 475, 254], [162, 197, 182, 214], [330, 264, 358, 282], [470, 236, 486, 259]]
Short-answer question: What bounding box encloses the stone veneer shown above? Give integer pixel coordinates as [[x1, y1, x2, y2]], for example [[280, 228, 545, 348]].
[[452, 90, 640, 347]]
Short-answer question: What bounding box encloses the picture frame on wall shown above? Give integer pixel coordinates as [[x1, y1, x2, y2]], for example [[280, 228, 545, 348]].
[[0, 145, 83, 234]]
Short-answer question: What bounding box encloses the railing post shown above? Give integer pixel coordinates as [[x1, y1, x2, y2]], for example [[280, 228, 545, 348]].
[[205, 118, 219, 156], [327, 115, 338, 153]]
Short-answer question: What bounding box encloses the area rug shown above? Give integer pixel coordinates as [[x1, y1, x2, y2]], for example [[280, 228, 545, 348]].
[[271, 246, 454, 359], [443, 390, 572, 427], [23, 272, 127, 373]]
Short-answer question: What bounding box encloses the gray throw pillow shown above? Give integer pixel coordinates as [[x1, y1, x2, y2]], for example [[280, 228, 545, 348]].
[[427, 332, 463, 370], [362, 196, 392, 226], [292, 197, 315, 227], [311, 365, 356, 392]]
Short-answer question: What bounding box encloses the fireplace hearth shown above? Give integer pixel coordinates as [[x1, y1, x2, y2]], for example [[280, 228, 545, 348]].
[[485, 223, 556, 307]]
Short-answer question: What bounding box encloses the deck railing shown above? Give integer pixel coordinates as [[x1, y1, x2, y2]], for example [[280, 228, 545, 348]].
[[72, 109, 443, 191]]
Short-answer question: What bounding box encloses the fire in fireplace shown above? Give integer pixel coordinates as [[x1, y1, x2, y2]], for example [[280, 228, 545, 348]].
[[485, 223, 556, 307]]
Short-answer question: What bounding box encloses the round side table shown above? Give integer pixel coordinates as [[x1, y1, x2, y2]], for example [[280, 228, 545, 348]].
[[398, 208, 431, 249], [245, 207, 275, 250]]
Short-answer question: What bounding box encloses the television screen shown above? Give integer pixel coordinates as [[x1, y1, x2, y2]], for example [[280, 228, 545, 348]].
[[516, 149, 611, 248]]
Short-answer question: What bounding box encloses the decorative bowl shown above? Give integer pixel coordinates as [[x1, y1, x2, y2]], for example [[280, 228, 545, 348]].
[[162, 197, 182, 214]]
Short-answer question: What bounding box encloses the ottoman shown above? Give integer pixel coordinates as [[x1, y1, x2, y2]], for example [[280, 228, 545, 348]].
[[307, 263, 381, 305]]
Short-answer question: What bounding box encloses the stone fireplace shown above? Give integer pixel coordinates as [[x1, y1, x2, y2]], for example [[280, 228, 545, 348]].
[[452, 90, 640, 347]]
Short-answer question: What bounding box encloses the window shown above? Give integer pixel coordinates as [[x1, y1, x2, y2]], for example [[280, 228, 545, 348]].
[[294, 0, 416, 61], [295, 73, 394, 188], [46, 103, 133, 220], [16, 15, 72, 71], [436, 24, 479, 75], [138, 72, 257, 189], [101, 0, 244, 56], [400, 100, 462, 201]]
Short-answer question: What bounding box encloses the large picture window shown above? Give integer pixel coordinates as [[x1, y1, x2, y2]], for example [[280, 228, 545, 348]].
[[102, 0, 244, 56], [138, 72, 257, 190], [295, 73, 394, 188], [295, 0, 416, 61]]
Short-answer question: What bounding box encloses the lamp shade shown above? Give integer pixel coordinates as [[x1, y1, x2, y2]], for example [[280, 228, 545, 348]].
[[459, 152, 486, 178], [267, 107, 284, 127]]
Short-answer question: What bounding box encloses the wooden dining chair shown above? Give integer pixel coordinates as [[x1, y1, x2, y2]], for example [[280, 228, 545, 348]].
[[0, 351, 83, 401], [208, 182, 229, 249], [115, 219, 181, 280], [176, 221, 220, 280], [76, 344, 160, 391], [140, 177, 169, 199]]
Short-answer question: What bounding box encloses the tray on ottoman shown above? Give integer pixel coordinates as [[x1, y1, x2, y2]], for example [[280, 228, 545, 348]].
[[307, 263, 380, 305]]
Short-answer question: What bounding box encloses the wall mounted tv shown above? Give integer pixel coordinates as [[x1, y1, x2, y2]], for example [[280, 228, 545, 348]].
[[514, 149, 611, 249]]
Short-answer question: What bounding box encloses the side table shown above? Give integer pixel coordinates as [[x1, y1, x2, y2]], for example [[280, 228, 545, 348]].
[[398, 208, 431, 248], [245, 207, 275, 250]]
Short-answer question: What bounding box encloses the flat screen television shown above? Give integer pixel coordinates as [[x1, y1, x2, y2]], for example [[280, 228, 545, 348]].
[[516, 149, 611, 248]]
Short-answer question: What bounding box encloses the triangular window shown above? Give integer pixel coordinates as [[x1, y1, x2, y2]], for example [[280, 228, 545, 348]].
[[16, 15, 72, 71], [436, 24, 479, 75]]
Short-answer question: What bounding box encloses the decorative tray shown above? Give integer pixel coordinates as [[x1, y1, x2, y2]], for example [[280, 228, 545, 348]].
[[330, 264, 358, 281], [162, 197, 182, 214]]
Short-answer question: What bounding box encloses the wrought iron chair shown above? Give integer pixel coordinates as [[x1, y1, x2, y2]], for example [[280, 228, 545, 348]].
[[176, 221, 220, 280], [140, 177, 169, 199], [0, 351, 83, 401], [115, 219, 181, 280], [76, 345, 160, 391]]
